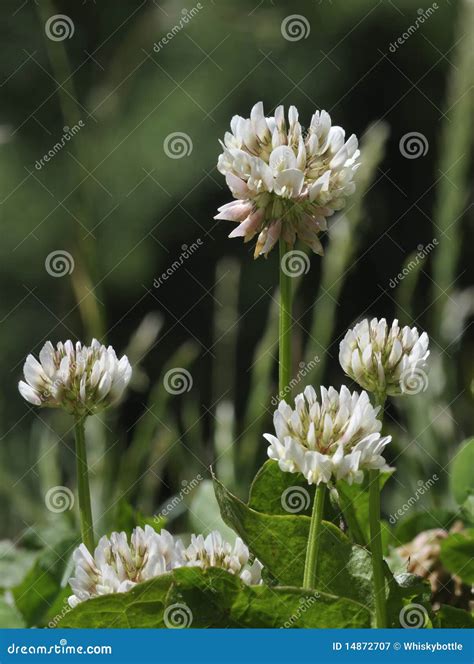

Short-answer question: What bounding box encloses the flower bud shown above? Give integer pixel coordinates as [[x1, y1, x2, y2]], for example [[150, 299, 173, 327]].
[[339, 318, 429, 397]]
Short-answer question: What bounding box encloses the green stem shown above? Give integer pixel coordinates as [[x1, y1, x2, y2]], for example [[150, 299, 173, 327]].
[[369, 469, 387, 627], [369, 392, 387, 627], [303, 483, 326, 589], [74, 417, 95, 552], [279, 239, 292, 398]]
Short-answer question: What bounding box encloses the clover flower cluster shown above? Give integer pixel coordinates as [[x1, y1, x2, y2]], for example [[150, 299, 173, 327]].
[[68, 527, 262, 607], [18, 339, 132, 416], [264, 385, 391, 486], [215, 102, 360, 257], [264, 318, 430, 486], [394, 522, 472, 611], [339, 318, 430, 397], [183, 530, 263, 586]]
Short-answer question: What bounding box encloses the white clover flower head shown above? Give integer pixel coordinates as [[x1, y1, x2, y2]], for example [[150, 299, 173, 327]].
[[215, 102, 360, 258], [264, 385, 391, 486], [18, 339, 132, 416], [68, 526, 181, 608], [184, 530, 263, 585], [68, 528, 262, 607], [339, 318, 430, 397]]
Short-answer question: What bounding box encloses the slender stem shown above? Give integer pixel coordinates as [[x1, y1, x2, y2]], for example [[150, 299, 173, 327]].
[[279, 239, 292, 398], [303, 483, 326, 589], [374, 392, 387, 421], [74, 417, 95, 552], [369, 469, 387, 627], [369, 391, 387, 627]]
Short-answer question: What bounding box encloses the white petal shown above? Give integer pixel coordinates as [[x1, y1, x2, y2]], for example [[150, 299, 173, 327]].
[[273, 169, 304, 198], [18, 381, 42, 406]]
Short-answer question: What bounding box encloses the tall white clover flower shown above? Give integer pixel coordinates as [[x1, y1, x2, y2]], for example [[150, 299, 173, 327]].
[[18, 339, 132, 415], [264, 386, 391, 486], [68, 528, 262, 607], [339, 318, 430, 397], [215, 102, 360, 257], [184, 531, 263, 586]]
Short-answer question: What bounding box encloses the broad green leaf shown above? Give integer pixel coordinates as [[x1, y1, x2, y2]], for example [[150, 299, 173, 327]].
[[440, 530, 474, 584], [450, 438, 474, 505], [214, 474, 374, 611], [232, 585, 370, 628], [461, 495, 474, 526], [386, 573, 432, 628], [248, 461, 392, 548], [248, 460, 315, 516], [166, 566, 241, 628], [12, 536, 77, 627], [0, 597, 25, 628], [248, 460, 338, 522], [336, 470, 393, 546], [61, 575, 173, 628], [61, 567, 371, 628], [433, 604, 474, 628], [168, 567, 371, 628]]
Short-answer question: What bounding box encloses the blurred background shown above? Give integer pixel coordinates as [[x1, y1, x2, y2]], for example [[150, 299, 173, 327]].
[[0, 0, 473, 560]]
